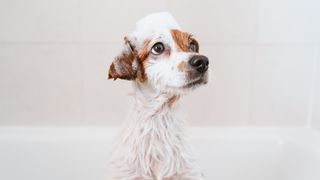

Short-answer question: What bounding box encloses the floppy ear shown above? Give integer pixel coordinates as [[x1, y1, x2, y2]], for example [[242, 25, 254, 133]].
[[108, 37, 138, 80]]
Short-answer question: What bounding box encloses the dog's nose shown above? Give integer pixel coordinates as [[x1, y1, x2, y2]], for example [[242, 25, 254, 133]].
[[188, 55, 209, 73]]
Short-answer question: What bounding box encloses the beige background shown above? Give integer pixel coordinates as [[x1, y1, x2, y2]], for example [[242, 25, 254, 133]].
[[0, 0, 320, 129]]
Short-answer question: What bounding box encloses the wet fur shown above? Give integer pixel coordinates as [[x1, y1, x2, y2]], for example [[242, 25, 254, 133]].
[[108, 12, 207, 180]]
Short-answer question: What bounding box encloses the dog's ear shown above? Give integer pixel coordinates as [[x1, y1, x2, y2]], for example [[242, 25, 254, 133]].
[[108, 37, 138, 80]]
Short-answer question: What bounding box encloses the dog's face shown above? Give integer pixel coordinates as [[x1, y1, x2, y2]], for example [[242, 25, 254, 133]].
[[108, 28, 209, 93]]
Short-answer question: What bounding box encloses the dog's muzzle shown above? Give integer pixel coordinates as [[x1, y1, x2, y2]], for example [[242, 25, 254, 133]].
[[188, 55, 209, 73]]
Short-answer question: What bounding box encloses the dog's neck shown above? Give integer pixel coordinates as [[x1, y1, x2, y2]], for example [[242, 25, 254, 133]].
[[116, 82, 185, 149], [132, 82, 181, 118], [112, 82, 191, 178]]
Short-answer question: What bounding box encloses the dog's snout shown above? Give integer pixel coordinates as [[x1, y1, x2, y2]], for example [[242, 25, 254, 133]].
[[188, 55, 209, 73]]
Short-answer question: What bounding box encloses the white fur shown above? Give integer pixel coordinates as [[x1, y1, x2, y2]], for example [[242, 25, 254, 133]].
[[109, 88, 204, 179], [109, 12, 206, 180], [144, 29, 192, 91]]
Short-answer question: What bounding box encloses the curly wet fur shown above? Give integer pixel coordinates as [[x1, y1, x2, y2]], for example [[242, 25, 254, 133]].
[[109, 83, 204, 179]]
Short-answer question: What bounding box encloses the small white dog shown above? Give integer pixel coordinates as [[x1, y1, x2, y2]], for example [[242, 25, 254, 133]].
[[108, 12, 209, 180]]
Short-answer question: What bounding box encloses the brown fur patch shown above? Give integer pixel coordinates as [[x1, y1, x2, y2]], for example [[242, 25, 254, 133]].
[[170, 29, 199, 52], [177, 61, 187, 72], [108, 39, 152, 81], [156, 95, 180, 113], [137, 39, 152, 82], [108, 63, 117, 79], [167, 95, 179, 108], [108, 50, 137, 80], [138, 39, 151, 62]]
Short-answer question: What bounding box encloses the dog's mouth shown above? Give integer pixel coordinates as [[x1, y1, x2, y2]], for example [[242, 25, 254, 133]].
[[183, 75, 208, 89]]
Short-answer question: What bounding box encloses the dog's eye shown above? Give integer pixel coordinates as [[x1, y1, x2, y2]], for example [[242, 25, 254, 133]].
[[189, 41, 198, 52], [151, 42, 165, 55]]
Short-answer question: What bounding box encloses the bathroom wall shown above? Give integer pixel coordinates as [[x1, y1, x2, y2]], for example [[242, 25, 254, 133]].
[[311, 48, 320, 131], [0, 0, 319, 127]]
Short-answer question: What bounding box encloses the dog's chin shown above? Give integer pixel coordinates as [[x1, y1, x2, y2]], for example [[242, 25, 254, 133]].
[[160, 75, 208, 95], [183, 76, 208, 90], [162, 80, 206, 95]]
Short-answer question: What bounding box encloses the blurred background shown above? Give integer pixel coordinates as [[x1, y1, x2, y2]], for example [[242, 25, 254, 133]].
[[0, 0, 320, 129]]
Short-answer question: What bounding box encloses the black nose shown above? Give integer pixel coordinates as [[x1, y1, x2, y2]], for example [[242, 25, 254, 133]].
[[188, 55, 209, 73]]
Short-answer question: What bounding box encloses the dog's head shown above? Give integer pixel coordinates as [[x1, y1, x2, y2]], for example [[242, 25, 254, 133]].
[[108, 12, 209, 94]]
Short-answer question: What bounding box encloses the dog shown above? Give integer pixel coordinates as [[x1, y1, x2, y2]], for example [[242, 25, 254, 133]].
[[108, 12, 209, 180]]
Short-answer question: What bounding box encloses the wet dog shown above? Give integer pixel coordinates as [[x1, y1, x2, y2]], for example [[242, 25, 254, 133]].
[[108, 12, 209, 180]]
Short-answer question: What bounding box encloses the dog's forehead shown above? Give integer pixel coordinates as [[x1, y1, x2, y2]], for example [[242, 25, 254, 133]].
[[150, 29, 175, 44], [153, 29, 193, 50], [139, 29, 193, 55], [129, 13, 195, 52]]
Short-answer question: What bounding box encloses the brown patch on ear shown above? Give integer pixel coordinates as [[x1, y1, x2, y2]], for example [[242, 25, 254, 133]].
[[108, 63, 117, 80], [136, 39, 151, 82], [177, 61, 187, 72], [170, 29, 199, 52], [108, 50, 138, 80], [138, 39, 151, 62]]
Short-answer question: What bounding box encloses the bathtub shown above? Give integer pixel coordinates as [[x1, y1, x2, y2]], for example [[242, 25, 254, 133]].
[[0, 127, 319, 180]]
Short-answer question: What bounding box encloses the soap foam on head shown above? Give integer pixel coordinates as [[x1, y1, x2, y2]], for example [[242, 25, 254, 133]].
[[131, 12, 181, 44], [136, 12, 181, 32]]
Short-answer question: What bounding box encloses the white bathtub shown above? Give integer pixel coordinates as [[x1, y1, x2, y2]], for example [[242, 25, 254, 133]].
[[0, 127, 319, 180]]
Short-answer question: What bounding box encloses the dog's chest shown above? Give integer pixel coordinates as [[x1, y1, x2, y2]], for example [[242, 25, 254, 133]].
[[137, 126, 185, 176]]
